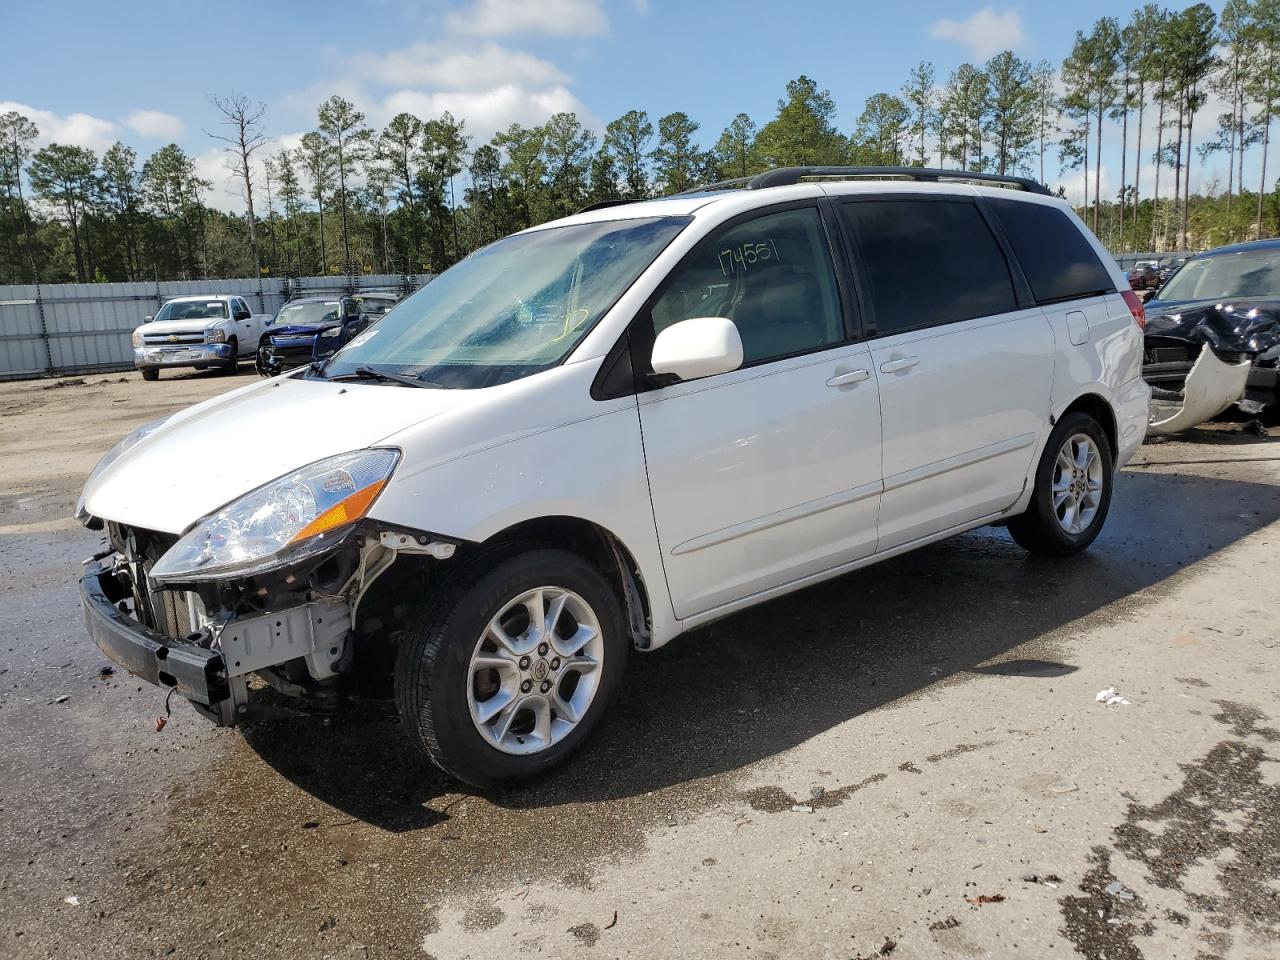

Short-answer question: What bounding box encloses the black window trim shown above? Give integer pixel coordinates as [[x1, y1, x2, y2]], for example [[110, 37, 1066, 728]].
[[978, 196, 1117, 307], [838, 193, 1029, 341], [592, 198, 860, 400]]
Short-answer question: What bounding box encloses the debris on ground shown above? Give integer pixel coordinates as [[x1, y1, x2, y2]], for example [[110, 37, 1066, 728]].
[[878, 936, 897, 955], [790, 804, 812, 813], [964, 894, 1005, 905], [97, 665, 114, 679], [1104, 880, 1136, 901], [1021, 873, 1063, 887], [48, 695, 70, 705], [810, 786, 825, 800], [1244, 419, 1269, 437], [603, 910, 618, 930], [42, 378, 85, 390], [63, 895, 80, 906], [154, 716, 167, 733], [1095, 687, 1131, 706], [319, 915, 337, 932], [928, 916, 961, 931]]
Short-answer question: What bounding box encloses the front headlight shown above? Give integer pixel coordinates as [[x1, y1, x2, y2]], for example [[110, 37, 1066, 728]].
[[149, 449, 400, 584], [320, 326, 342, 338], [75, 417, 170, 523], [205, 328, 227, 344], [131, 329, 144, 347]]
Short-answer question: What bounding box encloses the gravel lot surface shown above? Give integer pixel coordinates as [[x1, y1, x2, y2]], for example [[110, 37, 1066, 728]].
[[1, 368, 1278, 960]]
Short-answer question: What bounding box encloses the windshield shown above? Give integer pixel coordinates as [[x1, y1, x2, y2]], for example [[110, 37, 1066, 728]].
[[1158, 248, 1280, 302], [317, 216, 688, 389], [356, 296, 396, 315], [275, 301, 342, 327], [154, 300, 226, 322]]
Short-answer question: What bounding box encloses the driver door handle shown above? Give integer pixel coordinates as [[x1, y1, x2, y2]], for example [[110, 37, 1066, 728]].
[[880, 356, 920, 374], [826, 369, 871, 387]]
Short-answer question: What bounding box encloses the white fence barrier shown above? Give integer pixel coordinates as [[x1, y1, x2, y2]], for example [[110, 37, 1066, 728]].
[[0, 274, 434, 381]]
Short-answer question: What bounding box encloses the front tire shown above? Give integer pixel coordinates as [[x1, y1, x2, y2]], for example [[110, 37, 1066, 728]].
[[220, 337, 238, 374], [140, 368, 159, 382], [1008, 411, 1114, 557], [394, 546, 629, 789]]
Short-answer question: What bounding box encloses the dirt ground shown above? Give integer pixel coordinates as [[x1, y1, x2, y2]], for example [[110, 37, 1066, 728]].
[[1, 367, 1279, 960]]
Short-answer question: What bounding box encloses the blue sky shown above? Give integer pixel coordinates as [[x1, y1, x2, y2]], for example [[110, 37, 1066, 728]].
[[2, 0, 1223, 210]]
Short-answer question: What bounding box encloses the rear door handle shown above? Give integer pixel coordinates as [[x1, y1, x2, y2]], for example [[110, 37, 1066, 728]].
[[826, 368, 871, 387], [879, 356, 920, 374]]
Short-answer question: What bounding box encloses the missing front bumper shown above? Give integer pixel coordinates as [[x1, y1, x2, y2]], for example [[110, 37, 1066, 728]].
[[80, 559, 351, 725]]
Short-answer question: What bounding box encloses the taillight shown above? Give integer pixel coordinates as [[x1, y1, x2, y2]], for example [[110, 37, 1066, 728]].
[[1121, 289, 1146, 330]]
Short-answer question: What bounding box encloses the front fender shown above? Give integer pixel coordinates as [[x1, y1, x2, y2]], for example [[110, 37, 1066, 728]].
[[368, 388, 681, 649]]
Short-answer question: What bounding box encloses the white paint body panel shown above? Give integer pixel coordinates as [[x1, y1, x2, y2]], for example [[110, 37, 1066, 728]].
[[80, 180, 1149, 653], [638, 343, 882, 619]]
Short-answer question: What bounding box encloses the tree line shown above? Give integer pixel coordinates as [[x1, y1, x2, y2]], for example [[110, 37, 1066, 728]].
[[3, 0, 1280, 285]]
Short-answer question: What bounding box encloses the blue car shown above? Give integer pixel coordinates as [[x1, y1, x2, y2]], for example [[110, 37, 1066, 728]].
[[256, 293, 399, 377]]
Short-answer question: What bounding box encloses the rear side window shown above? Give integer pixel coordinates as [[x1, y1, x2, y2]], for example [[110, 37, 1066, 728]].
[[986, 198, 1114, 304], [841, 199, 1017, 335]]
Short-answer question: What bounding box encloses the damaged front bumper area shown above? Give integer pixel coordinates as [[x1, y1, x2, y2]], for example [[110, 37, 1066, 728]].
[[79, 523, 453, 725], [81, 553, 352, 725], [1143, 300, 1280, 433], [1144, 343, 1260, 436]]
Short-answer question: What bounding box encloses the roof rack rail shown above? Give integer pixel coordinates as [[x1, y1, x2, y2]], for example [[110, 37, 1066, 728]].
[[577, 198, 638, 214], [680, 166, 1051, 196]]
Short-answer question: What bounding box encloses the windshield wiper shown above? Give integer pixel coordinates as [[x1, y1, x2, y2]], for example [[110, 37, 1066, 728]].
[[330, 365, 442, 389]]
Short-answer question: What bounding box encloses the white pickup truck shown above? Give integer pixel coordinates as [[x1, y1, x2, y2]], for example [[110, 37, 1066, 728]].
[[131, 294, 271, 381]]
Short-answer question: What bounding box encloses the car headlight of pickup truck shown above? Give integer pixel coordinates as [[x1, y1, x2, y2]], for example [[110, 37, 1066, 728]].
[[149, 448, 400, 584], [75, 417, 170, 524], [205, 328, 227, 344], [131, 329, 144, 347]]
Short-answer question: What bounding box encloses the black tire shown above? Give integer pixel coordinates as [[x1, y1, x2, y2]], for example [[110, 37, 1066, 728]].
[[1008, 411, 1114, 557], [255, 343, 272, 378], [394, 545, 629, 789], [140, 368, 159, 382], [221, 338, 238, 374]]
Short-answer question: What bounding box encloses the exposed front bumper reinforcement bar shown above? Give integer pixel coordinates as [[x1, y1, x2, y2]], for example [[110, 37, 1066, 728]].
[[81, 558, 351, 725], [81, 559, 235, 723]]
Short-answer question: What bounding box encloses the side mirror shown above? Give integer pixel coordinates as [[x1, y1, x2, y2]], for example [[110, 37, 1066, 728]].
[[143, 315, 153, 324], [651, 317, 743, 381]]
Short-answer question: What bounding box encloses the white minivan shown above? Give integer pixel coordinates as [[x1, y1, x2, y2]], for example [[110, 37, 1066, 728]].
[[78, 167, 1150, 788]]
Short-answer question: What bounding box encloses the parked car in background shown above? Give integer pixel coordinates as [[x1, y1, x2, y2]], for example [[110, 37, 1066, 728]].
[[79, 166, 1148, 789], [1143, 238, 1280, 433], [1127, 261, 1160, 291], [132, 295, 269, 381], [1156, 256, 1188, 285], [257, 293, 399, 377]]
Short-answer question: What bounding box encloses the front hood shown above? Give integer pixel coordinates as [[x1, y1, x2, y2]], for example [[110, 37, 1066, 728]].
[[267, 323, 324, 338], [137, 317, 223, 337], [1144, 297, 1280, 355], [82, 376, 465, 534]]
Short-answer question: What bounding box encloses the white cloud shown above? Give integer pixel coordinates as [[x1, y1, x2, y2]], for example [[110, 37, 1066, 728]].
[[444, 0, 608, 37], [380, 83, 593, 142], [0, 101, 118, 153], [928, 7, 1028, 61], [351, 41, 568, 90], [122, 109, 184, 140]]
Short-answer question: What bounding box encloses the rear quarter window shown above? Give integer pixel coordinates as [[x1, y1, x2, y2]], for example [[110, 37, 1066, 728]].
[[987, 198, 1114, 304]]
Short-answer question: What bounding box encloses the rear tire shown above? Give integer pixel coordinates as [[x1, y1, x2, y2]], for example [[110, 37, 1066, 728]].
[[140, 369, 159, 382], [1008, 411, 1114, 557], [394, 545, 629, 789]]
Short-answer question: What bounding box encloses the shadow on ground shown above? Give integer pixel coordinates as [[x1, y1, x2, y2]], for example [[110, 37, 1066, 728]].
[[239, 465, 1280, 829]]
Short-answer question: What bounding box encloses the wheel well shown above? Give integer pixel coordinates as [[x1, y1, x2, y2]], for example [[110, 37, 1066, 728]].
[[481, 517, 654, 649], [1060, 393, 1117, 456]]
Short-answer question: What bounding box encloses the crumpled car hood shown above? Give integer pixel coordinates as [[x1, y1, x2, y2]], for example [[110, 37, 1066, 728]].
[[1144, 297, 1280, 357], [81, 376, 463, 534], [267, 323, 325, 339]]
